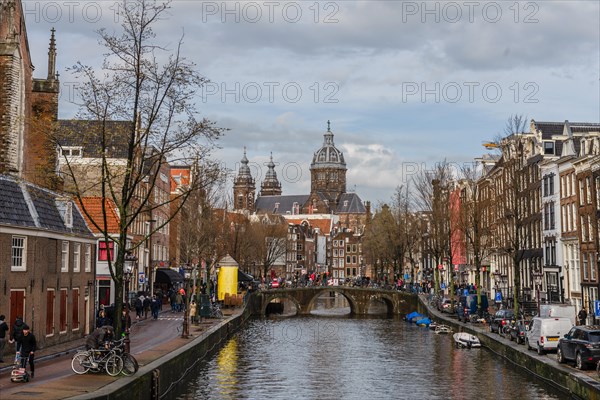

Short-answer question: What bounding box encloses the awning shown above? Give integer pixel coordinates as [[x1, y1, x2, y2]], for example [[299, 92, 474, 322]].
[[238, 270, 254, 282], [155, 268, 183, 284]]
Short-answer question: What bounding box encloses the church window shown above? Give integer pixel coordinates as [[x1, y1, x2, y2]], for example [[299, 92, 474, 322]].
[[319, 152, 326, 161]]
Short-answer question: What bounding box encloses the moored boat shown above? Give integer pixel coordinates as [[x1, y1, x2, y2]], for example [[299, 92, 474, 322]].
[[435, 324, 452, 334], [453, 332, 481, 348]]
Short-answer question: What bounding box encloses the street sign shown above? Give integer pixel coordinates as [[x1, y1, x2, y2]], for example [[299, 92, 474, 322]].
[[594, 300, 600, 318], [441, 282, 446, 289], [138, 272, 145, 284]]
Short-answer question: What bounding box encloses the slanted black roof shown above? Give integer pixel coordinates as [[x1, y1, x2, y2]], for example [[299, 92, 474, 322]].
[[336, 193, 366, 214], [0, 175, 93, 237], [57, 120, 133, 158], [533, 121, 600, 139], [255, 195, 309, 215]]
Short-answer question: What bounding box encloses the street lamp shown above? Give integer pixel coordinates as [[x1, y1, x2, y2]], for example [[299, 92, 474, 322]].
[[533, 270, 544, 317], [123, 252, 137, 353]]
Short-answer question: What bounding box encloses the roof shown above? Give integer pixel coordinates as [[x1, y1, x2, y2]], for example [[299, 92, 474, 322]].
[[532, 120, 600, 139], [335, 193, 366, 214], [255, 195, 310, 215], [56, 120, 134, 158], [285, 216, 335, 235], [0, 174, 94, 237], [76, 197, 121, 234]]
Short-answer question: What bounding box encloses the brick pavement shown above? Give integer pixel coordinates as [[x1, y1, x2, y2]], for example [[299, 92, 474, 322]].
[[0, 309, 237, 399]]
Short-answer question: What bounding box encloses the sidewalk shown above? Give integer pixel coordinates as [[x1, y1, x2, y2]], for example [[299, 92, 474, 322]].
[[0, 311, 148, 373], [0, 308, 238, 399]]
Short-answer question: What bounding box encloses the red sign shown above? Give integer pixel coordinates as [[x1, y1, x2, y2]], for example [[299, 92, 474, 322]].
[[454, 265, 459, 272], [482, 266, 487, 272]]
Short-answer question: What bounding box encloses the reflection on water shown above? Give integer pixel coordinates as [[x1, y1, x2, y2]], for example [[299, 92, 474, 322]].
[[173, 310, 568, 400]]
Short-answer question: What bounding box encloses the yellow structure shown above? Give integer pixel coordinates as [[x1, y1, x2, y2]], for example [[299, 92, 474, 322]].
[[217, 254, 239, 301]]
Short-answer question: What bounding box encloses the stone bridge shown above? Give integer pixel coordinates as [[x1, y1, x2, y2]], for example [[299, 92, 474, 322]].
[[256, 287, 415, 316]]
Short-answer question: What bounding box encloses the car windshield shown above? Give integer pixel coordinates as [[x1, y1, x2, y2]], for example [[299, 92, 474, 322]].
[[589, 332, 600, 343]]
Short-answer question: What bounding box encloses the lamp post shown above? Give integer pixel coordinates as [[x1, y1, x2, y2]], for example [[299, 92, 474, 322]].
[[533, 270, 543, 317], [123, 253, 137, 353], [181, 265, 190, 339]]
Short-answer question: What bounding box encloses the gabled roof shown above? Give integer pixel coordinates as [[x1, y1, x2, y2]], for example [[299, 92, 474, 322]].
[[255, 195, 310, 215], [335, 193, 366, 214], [77, 197, 121, 234], [532, 120, 600, 139], [0, 175, 93, 237], [285, 216, 335, 235], [57, 120, 133, 158]]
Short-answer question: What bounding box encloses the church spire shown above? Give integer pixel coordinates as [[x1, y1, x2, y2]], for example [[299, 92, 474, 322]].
[[260, 152, 282, 196], [47, 27, 57, 81]]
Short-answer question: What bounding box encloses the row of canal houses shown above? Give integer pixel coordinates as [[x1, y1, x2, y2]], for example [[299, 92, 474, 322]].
[[436, 120, 600, 320], [0, 1, 181, 350]]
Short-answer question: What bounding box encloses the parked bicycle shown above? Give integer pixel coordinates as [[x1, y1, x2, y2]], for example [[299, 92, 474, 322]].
[[210, 302, 224, 318], [71, 345, 123, 376], [110, 337, 139, 376]]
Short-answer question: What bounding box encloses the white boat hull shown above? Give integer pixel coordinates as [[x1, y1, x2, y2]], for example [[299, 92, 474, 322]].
[[453, 332, 481, 348]]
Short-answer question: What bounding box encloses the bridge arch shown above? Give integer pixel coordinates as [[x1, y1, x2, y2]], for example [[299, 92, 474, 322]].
[[257, 287, 412, 316]]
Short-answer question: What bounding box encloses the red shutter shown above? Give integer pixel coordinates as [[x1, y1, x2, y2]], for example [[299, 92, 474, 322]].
[[60, 289, 67, 332], [72, 289, 80, 330], [10, 290, 25, 329], [46, 290, 55, 335]]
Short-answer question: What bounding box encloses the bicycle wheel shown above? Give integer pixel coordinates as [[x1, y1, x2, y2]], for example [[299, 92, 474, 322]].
[[105, 354, 124, 376], [215, 308, 224, 318], [121, 353, 139, 376], [71, 352, 91, 374]]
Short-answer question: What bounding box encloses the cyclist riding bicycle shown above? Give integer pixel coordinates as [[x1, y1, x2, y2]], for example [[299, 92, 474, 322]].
[[85, 325, 114, 350]]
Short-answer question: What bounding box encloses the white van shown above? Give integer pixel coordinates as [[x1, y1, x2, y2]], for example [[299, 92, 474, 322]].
[[526, 317, 573, 355]]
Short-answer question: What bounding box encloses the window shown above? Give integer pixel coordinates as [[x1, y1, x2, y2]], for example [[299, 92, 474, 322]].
[[84, 244, 91, 272], [98, 240, 114, 261], [60, 289, 67, 332], [583, 254, 589, 280], [72, 288, 80, 330], [61, 241, 69, 272], [60, 146, 83, 157], [543, 141, 554, 155], [11, 235, 27, 271], [590, 254, 596, 281], [64, 201, 73, 228], [46, 289, 55, 336], [73, 243, 81, 272], [347, 244, 351, 253]]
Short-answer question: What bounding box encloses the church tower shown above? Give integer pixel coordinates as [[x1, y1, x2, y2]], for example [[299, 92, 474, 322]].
[[309, 121, 347, 206], [260, 153, 282, 196], [233, 148, 255, 212]]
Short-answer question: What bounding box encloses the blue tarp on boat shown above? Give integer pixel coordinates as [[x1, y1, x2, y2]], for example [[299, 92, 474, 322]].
[[416, 317, 431, 326], [406, 311, 426, 322]]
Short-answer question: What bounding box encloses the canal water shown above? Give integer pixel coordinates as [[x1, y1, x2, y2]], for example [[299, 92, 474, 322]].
[[172, 296, 567, 400]]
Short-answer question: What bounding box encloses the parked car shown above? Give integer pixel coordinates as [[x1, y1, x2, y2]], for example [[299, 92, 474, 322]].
[[526, 317, 573, 355], [456, 294, 489, 323], [271, 279, 279, 289], [557, 325, 600, 370], [508, 319, 530, 344], [490, 309, 515, 334], [437, 298, 453, 313]]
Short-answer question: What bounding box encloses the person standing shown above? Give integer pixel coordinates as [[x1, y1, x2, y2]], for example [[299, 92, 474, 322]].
[[150, 295, 160, 320], [19, 324, 36, 378], [0, 315, 8, 363], [578, 307, 588, 326]]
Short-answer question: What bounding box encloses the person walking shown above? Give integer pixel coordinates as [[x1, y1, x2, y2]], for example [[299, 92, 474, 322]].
[[0, 314, 8, 363], [151, 295, 160, 320], [9, 316, 25, 356], [19, 324, 36, 378], [578, 308, 588, 326], [189, 300, 197, 325]]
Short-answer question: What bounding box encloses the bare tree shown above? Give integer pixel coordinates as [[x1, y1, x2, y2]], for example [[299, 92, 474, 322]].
[[248, 215, 288, 279], [413, 161, 454, 293], [457, 164, 495, 313], [57, 0, 224, 336]]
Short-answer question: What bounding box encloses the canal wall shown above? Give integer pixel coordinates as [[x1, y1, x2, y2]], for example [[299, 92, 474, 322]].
[[418, 297, 600, 400], [70, 295, 260, 400]]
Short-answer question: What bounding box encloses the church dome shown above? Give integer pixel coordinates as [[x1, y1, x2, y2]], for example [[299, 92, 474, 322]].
[[311, 121, 346, 169]]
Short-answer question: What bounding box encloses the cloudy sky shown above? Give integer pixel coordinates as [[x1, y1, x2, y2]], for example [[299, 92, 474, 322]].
[[23, 0, 600, 204]]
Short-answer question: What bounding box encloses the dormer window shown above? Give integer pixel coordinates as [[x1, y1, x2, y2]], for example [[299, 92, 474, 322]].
[[344, 200, 349, 207], [543, 141, 554, 155], [65, 201, 73, 228], [60, 146, 83, 158]]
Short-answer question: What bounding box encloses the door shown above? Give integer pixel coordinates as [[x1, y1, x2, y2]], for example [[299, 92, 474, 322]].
[[9, 290, 25, 329]]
